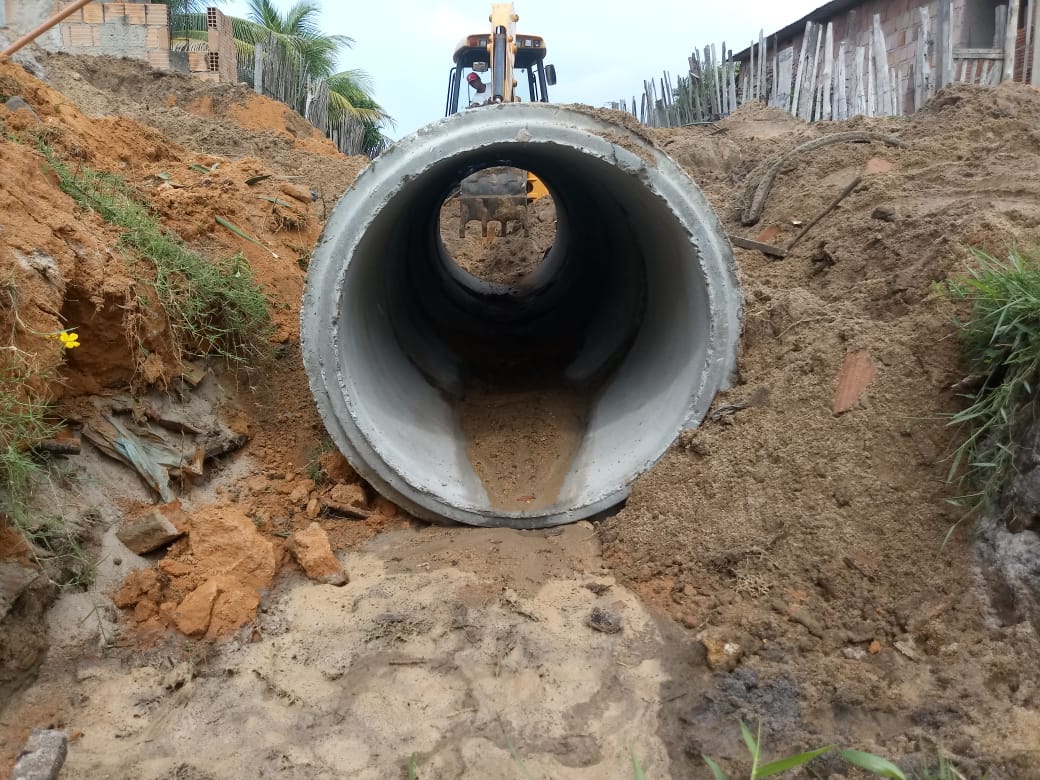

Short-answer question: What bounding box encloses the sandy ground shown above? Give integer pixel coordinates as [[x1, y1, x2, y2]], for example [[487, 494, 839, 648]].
[[3, 51, 1040, 779]]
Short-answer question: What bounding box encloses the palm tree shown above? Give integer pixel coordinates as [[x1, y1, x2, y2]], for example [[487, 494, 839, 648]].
[[165, 0, 393, 157]]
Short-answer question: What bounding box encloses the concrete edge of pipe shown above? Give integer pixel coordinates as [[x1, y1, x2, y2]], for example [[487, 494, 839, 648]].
[[301, 103, 742, 528]]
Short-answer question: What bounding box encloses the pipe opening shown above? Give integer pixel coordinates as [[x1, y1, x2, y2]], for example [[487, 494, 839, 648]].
[[437, 166, 558, 288], [302, 105, 741, 527]]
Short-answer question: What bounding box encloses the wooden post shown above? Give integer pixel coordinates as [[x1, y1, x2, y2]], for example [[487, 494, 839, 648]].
[[1004, 0, 1021, 81], [791, 21, 813, 116], [915, 7, 929, 110], [872, 15, 892, 116], [1025, 0, 1034, 82], [759, 30, 767, 102], [866, 38, 876, 115], [254, 42, 264, 96], [821, 23, 834, 120], [835, 39, 848, 119], [1033, 0, 1040, 85], [776, 46, 794, 111], [803, 23, 823, 120], [728, 50, 738, 114], [853, 45, 866, 115], [937, 0, 953, 88]]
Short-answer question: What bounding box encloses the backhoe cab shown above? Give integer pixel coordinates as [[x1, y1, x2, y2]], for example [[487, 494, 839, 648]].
[[444, 3, 556, 238]]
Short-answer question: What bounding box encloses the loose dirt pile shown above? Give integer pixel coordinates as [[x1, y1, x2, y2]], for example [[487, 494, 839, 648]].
[[3, 47, 1040, 778]]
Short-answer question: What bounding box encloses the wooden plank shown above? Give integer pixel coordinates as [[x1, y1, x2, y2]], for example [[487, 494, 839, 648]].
[[835, 39, 848, 120], [821, 23, 834, 121], [981, 59, 993, 84], [872, 15, 892, 116], [853, 45, 866, 116], [994, 5, 1008, 48], [1004, 0, 1020, 81], [954, 47, 1005, 58], [1026, 0, 1034, 83], [709, 44, 722, 115], [771, 45, 780, 106], [790, 21, 812, 116], [1033, 0, 1040, 86], [729, 235, 787, 258]]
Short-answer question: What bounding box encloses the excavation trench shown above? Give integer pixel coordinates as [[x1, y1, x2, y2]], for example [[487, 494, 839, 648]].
[[301, 104, 741, 528]]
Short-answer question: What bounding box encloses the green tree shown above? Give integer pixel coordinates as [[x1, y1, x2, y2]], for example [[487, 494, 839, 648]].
[[167, 0, 393, 156]]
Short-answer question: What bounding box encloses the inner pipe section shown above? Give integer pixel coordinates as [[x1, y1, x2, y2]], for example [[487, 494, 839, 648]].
[[301, 104, 742, 528]]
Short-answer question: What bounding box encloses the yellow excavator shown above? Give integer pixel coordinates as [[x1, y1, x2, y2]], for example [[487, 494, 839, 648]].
[[444, 3, 556, 238]]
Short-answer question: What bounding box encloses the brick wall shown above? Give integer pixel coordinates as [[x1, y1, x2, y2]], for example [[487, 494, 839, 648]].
[[54, 2, 170, 70]]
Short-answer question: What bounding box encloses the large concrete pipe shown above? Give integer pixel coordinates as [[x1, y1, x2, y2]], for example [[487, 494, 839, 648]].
[[301, 104, 742, 528]]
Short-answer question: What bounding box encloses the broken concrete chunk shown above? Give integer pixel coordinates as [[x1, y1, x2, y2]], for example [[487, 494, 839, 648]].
[[11, 729, 67, 780], [116, 508, 185, 554], [0, 562, 39, 621], [290, 523, 349, 586]]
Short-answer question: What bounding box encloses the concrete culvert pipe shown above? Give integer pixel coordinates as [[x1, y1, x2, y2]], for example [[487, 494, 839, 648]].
[[302, 104, 742, 528]]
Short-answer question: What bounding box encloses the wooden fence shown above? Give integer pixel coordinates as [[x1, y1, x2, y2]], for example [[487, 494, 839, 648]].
[[621, 0, 1036, 128]]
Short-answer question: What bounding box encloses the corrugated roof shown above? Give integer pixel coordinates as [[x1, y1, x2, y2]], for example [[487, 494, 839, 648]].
[[733, 0, 865, 61]]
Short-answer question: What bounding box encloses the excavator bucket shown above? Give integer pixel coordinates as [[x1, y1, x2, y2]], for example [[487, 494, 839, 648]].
[[458, 166, 528, 237]]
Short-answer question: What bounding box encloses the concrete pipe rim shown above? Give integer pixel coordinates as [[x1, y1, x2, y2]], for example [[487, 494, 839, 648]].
[[301, 103, 742, 528]]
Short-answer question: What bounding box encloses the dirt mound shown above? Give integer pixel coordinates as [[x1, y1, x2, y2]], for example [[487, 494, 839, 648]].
[[601, 81, 1040, 775]]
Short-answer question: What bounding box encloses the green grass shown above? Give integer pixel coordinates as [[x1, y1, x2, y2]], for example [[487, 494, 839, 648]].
[[0, 347, 57, 519], [39, 143, 272, 364], [944, 249, 1040, 520]]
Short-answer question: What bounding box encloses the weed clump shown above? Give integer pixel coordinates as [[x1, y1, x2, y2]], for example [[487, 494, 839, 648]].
[[41, 144, 272, 364], [946, 249, 1040, 518]]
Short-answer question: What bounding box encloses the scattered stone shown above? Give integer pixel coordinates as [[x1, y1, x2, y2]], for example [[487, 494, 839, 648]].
[[158, 558, 193, 578], [280, 182, 316, 203], [701, 633, 744, 672], [894, 638, 920, 661], [586, 607, 622, 634], [319, 450, 358, 483], [0, 562, 39, 621], [305, 497, 320, 518], [329, 483, 367, 509], [871, 204, 897, 221], [174, 575, 260, 638], [188, 508, 277, 590], [289, 523, 349, 586], [289, 478, 315, 504], [112, 569, 161, 609], [868, 639, 883, 655], [584, 582, 611, 595], [11, 729, 67, 780], [174, 578, 220, 637], [842, 646, 867, 660], [4, 96, 39, 121], [116, 507, 185, 554]]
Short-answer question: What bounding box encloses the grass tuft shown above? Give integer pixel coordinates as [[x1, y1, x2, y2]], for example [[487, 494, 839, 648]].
[[945, 248, 1040, 519], [40, 142, 272, 364]]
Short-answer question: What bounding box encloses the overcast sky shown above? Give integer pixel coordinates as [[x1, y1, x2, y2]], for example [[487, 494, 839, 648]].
[[221, 1, 823, 139]]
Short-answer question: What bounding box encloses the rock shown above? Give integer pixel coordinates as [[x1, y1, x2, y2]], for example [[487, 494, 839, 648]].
[[319, 450, 358, 483], [0, 562, 39, 621], [328, 483, 367, 509], [289, 523, 349, 586], [280, 182, 316, 203], [173, 578, 220, 637], [842, 647, 867, 660], [868, 639, 882, 655], [700, 632, 744, 672], [116, 508, 185, 554], [11, 729, 67, 780], [158, 558, 193, 578], [173, 575, 260, 638], [289, 478, 315, 504], [112, 569, 161, 609], [305, 497, 320, 518], [871, 205, 897, 221], [4, 96, 39, 121], [586, 607, 622, 634], [188, 508, 277, 590]]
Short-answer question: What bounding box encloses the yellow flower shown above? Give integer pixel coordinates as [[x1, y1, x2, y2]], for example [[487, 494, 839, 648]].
[[57, 330, 80, 349]]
